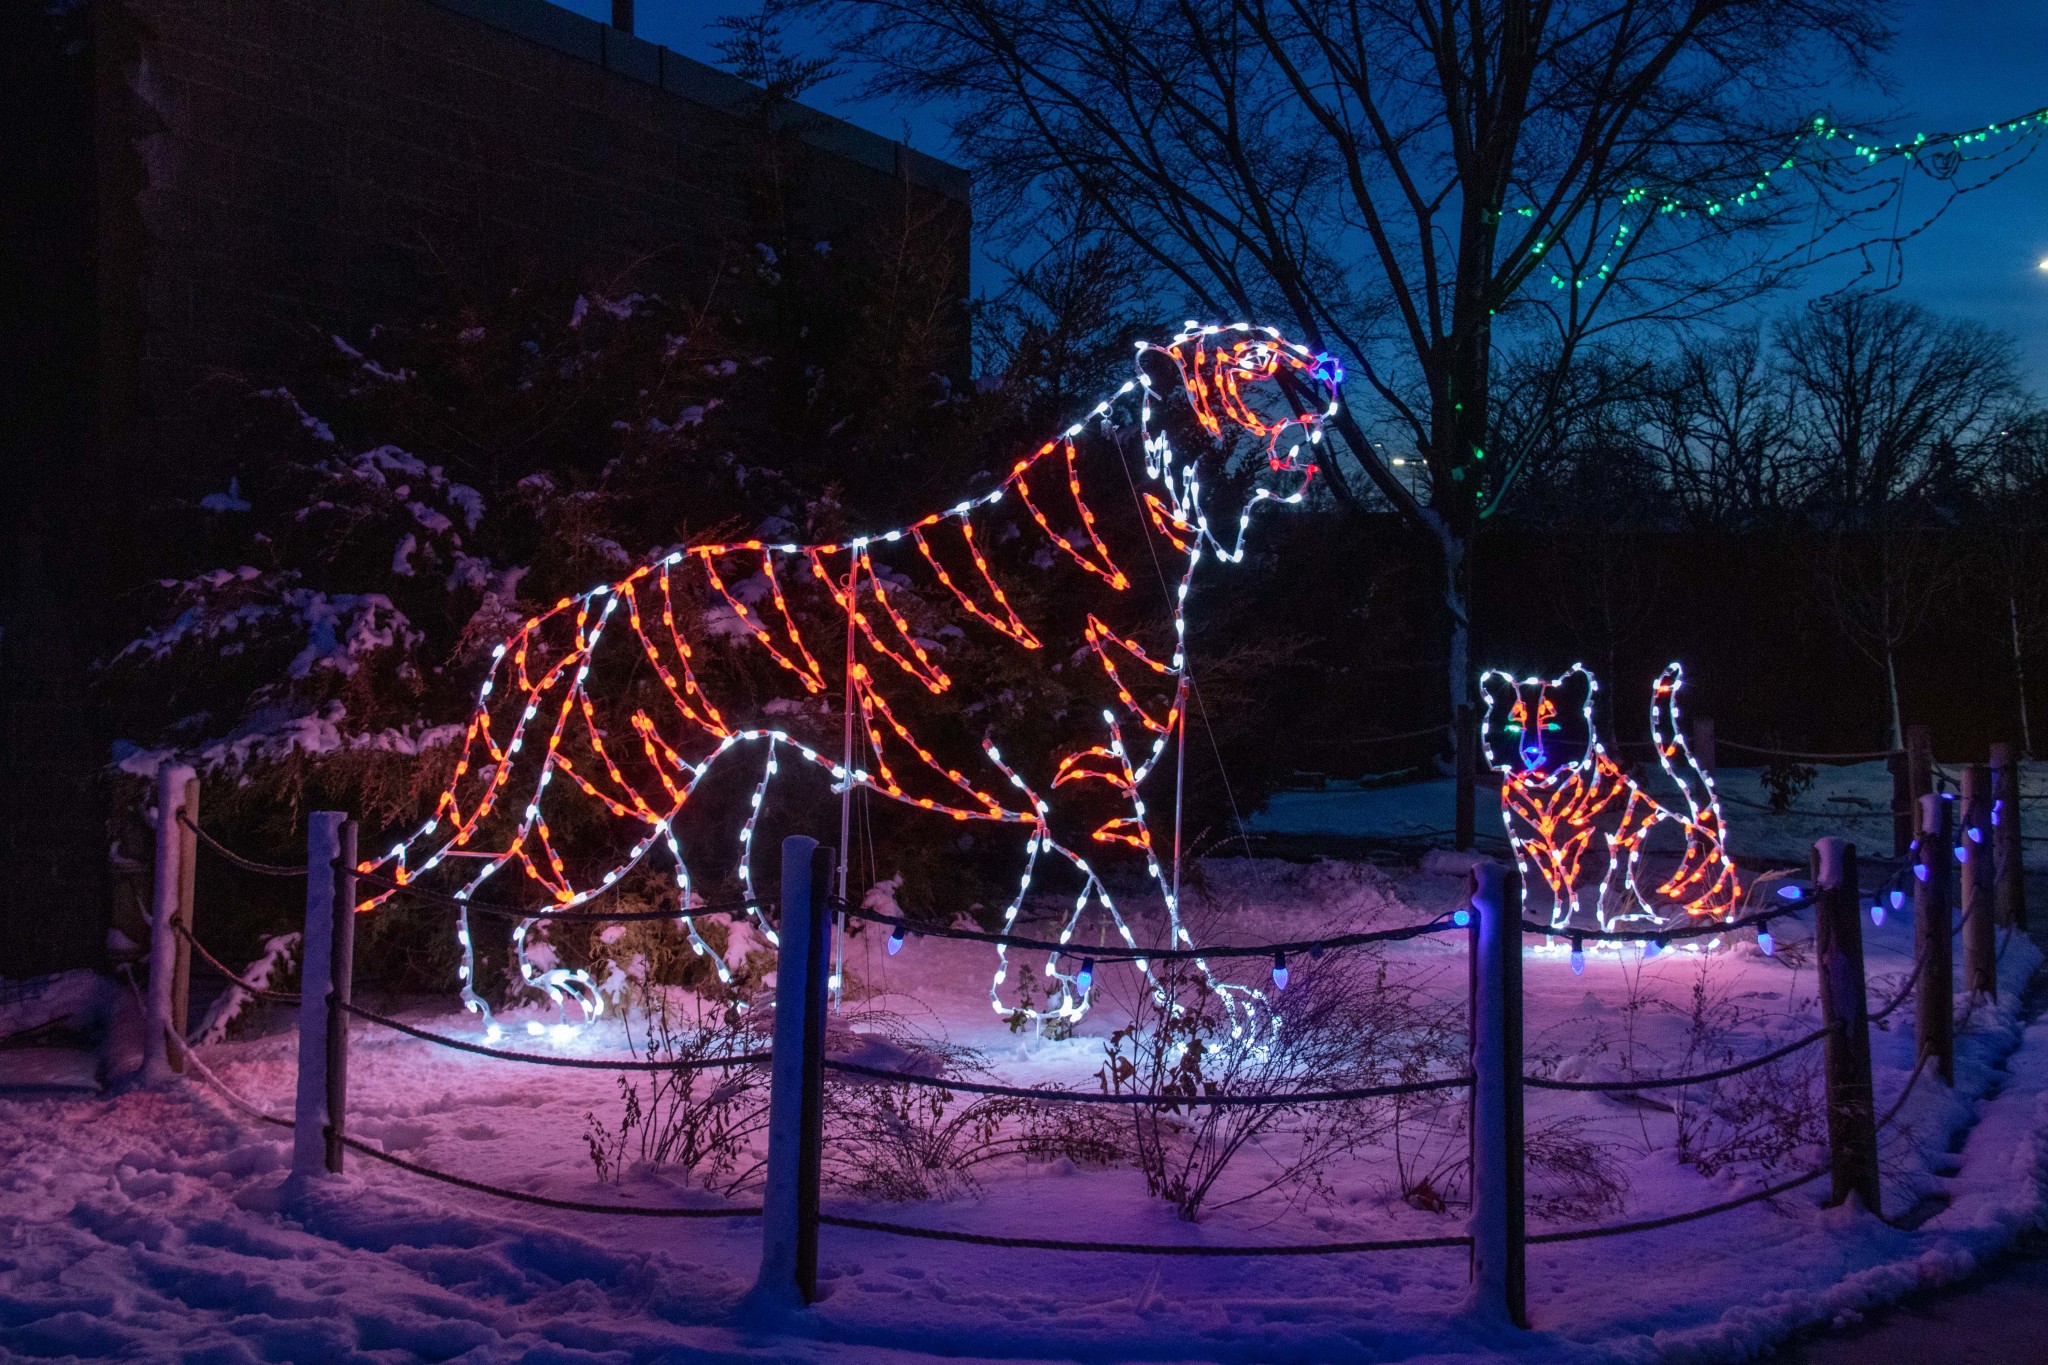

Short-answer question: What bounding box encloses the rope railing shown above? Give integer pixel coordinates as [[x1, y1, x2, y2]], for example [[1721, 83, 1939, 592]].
[[1526, 1166, 1828, 1244], [837, 902, 1464, 962], [178, 811, 309, 877], [339, 1001, 769, 1072], [172, 921, 301, 1003], [338, 1137, 764, 1218], [1525, 1022, 1838, 1093], [822, 1058, 1470, 1107], [815, 1213, 1471, 1256], [1718, 792, 1898, 820], [1715, 740, 1904, 763]]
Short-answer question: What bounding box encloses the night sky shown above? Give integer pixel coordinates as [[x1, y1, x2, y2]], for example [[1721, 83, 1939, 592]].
[[623, 1, 2048, 379]]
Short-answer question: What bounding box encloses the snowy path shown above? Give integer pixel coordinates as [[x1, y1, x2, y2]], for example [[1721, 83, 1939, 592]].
[[4, 856, 2047, 1362]]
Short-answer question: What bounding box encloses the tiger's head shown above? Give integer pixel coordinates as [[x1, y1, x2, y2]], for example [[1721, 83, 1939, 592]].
[[1481, 664, 1599, 783], [1136, 323, 1344, 554]]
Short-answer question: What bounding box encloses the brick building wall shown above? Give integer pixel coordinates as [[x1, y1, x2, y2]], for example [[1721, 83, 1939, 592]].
[[0, 0, 969, 975]]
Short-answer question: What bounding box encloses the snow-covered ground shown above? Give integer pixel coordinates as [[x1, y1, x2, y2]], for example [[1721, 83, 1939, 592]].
[[2, 849, 2044, 1363]]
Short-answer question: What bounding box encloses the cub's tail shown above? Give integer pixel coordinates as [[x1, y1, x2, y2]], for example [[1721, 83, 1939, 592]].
[[1647, 662, 1742, 917]]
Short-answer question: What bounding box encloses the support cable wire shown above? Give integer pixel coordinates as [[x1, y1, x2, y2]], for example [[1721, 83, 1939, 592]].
[[1518, 893, 1815, 944], [351, 869, 763, 923], [171, 921, 301, 1003], [178, 811, 309, 877], [1718, 793, 1899, 820], [837, 902, 1463, 960], [339, 1001, 769, 1071], [823, 1057, 1470, 1106], [816, 1213, 1471, 1256]]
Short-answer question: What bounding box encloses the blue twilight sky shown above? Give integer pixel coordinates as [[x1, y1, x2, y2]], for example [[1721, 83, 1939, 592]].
[[581, 1, 2048, 383]]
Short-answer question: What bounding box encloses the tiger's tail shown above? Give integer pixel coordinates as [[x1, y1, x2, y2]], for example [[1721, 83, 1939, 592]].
[[1647, 662, 1741, 916]]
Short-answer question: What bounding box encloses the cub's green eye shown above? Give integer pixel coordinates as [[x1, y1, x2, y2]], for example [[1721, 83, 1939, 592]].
[[1544, 722, 1562, 731], [1503, 722, 1523, 733]]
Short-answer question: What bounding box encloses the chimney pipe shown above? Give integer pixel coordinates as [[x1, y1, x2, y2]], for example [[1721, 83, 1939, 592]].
[[611, 0, 634, 36]]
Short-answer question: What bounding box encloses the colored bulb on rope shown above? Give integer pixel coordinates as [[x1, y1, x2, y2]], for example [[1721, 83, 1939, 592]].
[[1756, 920, 1775, 957], [1915, 863, 1930, 883], [1890, 888, 1907, 910], [1968, 825, 1985, 844], [1569, 934, 1585, 976], [1643, 936, 1665, 962], [887, 926, 906, 955], [1453, 906, 1472, 928], [1870, 896, 1886, 927], [1776, 884, 1805, 901], [1309, 941, 1324, 961], [1077, 958, 1095, 994], [1271, 951, 1289, 991]]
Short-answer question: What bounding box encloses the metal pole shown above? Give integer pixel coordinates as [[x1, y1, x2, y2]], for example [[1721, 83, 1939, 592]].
[[832, 568, 857, 1004], [1812, 837, 1878, 1214], [754, 836, 834, 1309], [1913, 793, 1954, 1087], [325, 820, 357, 1174], [1468, 860, 1526, 1328], [292, 812, 345, 1179]]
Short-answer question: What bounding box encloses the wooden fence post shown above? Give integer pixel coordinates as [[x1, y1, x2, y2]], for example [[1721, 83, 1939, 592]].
[[1913, 793, 1954, 1087], [144, 762, 196, 1083], [1812, 837, 1879, 1214], [753, 835, 834, 1310], [1991, 742, 2026, 933], [1961, 765, 1996, 1002], [325, 820, 358, 1174], [292, 812, 345, 1180], [171, 772, 199, 1066], [1455, 703, 1478, 853], [1693, 715, 1716, 774], [1468, 860, 1526, 1329]]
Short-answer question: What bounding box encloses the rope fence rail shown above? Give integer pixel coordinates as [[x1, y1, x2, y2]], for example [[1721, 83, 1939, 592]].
[[1524, 1022, 1838, 1093], [822, 1058, 1471, 1107], [1526, 1166, 1828, 1244], [179, 811, 309, 877], [815, 1212, 1472, 1256], [338, 1000, 770, 1072], [172, 921, 301, 1003]]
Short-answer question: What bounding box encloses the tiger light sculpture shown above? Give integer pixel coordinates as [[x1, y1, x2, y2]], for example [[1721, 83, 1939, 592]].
[[1480, 662, 1742, 933], [355, 323, 1345, 1040]]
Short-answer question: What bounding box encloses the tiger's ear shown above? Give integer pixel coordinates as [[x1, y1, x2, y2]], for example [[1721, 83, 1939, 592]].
[[1479, 671, 1518, 719], [1552, 664, 1595, 714]]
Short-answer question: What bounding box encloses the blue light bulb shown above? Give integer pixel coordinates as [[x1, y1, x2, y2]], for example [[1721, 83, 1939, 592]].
[[1756, 923, 1775, 957], [1776, 884, 1805, 901], [887, 926, 906, 956], [1272, 952, 1289, 991], [1642, 937, 1664, 963], [1076, 958, 1095, 994], [1570, 936, 1585, 976], [1890, 889, 1906, 910], [1453, 907, 1472, 928]]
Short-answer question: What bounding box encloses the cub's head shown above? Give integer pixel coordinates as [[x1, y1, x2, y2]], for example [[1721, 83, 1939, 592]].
[[1481, 664, 1599, 782]]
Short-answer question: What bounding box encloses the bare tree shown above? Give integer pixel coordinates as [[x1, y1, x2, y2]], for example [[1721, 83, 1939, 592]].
[[1778, 293, 2022, 519], [1634, 328, 1798, 528], [800, 0, 1901, 808]]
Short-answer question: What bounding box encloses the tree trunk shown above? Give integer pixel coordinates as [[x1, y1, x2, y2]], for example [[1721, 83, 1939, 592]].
[[1885, 647, 1904, 755]]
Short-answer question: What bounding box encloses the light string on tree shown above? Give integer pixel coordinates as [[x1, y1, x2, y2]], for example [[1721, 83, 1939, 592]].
[[356, 324, 1344, 1040], [1510, 103, 2048, 295], [1481, 662, 1743, 936]]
